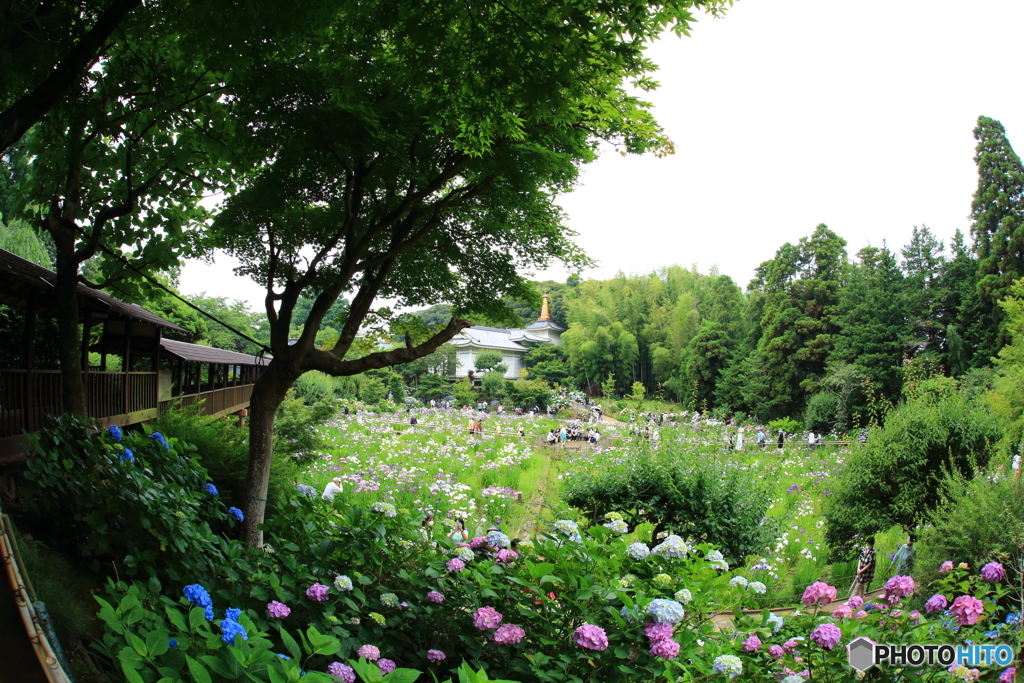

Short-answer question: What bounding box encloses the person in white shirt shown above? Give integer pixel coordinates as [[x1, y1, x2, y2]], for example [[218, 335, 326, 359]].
[[321, 477, 344, 502]]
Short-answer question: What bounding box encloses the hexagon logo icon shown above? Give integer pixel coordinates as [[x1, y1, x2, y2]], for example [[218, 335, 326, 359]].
[[847, 637, 876, 672]]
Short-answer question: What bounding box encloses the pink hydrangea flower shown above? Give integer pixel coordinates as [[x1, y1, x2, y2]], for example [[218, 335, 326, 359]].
[[306, 583, 329, 602], [497, 549, 519, 563], [767, 644, 785, 659], [649, 637, 680, 659], [327, 662, 356, 683], [426, 590, 445, 603], [469, 536, 487, 548], [472, 606, 503, 630], [999, 667, 1016, 683], [981, 562, 1006, 583], [573, 624, 609, 651], [939, 561, 954, 574], [493, 623, 526, 645], [882, 575, 915, 603], [833, 604, 852, 619], [909, 610, 921, 622], [847, 595, 864, 610], [643, 622, 674, 642], [357, 644, 380, 661], [783, 639, 800, 651], [267, 600, 291, 618], [801, 581, 837, 608], [742, 635, 762, 652], [377, 659, 396, 675], [446, 558, 465, 572], [925, 594, 948, 614], [427, 649, 446, 663], [810, 623, 842, 650], [855, 610, 868, 619], [950, 595, 985, 627]]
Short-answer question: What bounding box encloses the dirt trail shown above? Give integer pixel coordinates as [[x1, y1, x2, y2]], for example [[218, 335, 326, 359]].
[[708, 588, 887, 631]]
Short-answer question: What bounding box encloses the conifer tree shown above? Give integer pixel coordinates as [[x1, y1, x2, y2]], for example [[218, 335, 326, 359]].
[[970, 115, 1024, 346]]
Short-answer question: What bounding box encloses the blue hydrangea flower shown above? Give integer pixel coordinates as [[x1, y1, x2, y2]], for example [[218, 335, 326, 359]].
[[646, 598, 685, 624], [1006, 612, 1021, 625], [652, 534, 690, 559], [552, 519, 582, 542], [985, 630, 1000, 639], [276, 654, 290, 660], [712, 654, 743, 678], [168, 638, 178, 649], [486, 530, 511, 548], [183, 584, 213, 608], [204, 606, 215, 621], [333, 575, 354, 591], [296, 484, 315, 497], [705, 549, 729, 571], [748, 581, 767, 594], [603, 519, 629, 534], [371, 501, 398, 517], [728, 576, 748, 588], [107, 425, 123, 441], [225, 607, 242, 621], [626, 542, 650, 560], [228, 507, 244, 522], [120, 448, 135, 464], [205, 483, 218, 496], [150, 432, 169, 450], [766, 613, 784, 633], [219, 618, 248, 645]]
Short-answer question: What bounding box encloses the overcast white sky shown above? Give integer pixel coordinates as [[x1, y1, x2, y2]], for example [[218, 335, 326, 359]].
[[179, 0, 1024, 308]]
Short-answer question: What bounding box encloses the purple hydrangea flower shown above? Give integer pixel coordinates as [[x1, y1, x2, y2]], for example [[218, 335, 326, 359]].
[[643, 621, 673, 642], [767, 644, 784, 659], [427, 649, 446, 663], [306, 583, 329, 601], [377, 659, 396, 675], [810, 623, 841, 650], [357, 644, 380, 661], [999, 667, 1016, 683], [267, 601, 290, 618], [426, 590, 444, 603], [925, 594, 948, 614], [573, 624, 609, 651], [882, 575, 915, 603], [493, 623, 526, 645], [950, 595, 985, 627], [649, 637, 680, 659], [496, 549, 519, 563], [472, 607, 503, 630], [327, 662, 356, 683], [742, 635, 762, 652], [981, 562, 1006, 583], [446, 558, 465, 572], [939, 561, 954, 574], [801, 581, 837, 607]]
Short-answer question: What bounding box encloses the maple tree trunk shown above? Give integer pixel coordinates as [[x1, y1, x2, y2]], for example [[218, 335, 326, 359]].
[[239, 361, 295, 547]]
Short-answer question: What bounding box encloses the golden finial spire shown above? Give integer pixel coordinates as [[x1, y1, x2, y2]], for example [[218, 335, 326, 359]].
[[538, 293, 552, 322]]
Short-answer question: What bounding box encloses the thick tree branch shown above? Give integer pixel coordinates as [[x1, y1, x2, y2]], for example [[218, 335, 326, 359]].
[[304, 316, 472, 376], [0, 0, 142, 154]]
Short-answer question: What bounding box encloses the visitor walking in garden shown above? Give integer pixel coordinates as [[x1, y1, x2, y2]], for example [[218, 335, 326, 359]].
[[851, 536, 876, 598], [888, 533, 916, 576]]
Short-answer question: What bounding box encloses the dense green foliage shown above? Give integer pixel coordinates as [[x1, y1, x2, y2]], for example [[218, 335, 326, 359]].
[[562, 447, 778, 565], [823, 383, 1001, 556]]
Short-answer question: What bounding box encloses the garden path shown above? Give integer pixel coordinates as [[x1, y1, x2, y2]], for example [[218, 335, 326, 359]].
[[708, 588, 887, 632]]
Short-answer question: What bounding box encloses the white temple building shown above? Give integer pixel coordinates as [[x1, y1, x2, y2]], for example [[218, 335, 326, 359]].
[[451, 294, 564, 380]]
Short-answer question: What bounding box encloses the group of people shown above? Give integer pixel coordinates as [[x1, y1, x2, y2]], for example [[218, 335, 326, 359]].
[[849, 533, 916, 598], [544, 423, 601, 445]]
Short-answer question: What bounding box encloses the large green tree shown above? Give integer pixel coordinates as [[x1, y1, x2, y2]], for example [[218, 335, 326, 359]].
[[744, 224, 848, 418], [971, 115, 1024, 347], [213, 0, 728, 546]]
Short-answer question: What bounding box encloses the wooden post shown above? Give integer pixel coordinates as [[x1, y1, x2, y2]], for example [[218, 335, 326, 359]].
[[123, 320, 133, 416], [22, 296, 37, 432], [80, 309, 92, 414], [154, 327, 162, 411]]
